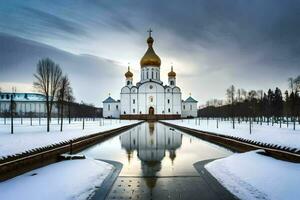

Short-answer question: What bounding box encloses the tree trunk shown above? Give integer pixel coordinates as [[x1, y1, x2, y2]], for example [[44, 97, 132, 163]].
[[82, 117, 85, 130], [10, 98, 13, 134], [60, 101, 64, 132], [68, 102, 71, 124], [249, 117, 252, 134]]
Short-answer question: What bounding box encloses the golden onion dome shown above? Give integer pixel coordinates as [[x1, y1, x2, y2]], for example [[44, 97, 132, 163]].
[[140, 35, 161, 68], [125, 66, 133, 78], [168, 66, 176, 77]]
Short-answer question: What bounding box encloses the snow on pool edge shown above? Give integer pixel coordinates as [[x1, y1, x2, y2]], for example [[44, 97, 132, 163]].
[[205, 150, 300, 200], [0, 158, 114, 200]]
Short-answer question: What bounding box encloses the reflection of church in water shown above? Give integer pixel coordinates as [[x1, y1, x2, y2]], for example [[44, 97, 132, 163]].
[[120, 123, 182, 176]]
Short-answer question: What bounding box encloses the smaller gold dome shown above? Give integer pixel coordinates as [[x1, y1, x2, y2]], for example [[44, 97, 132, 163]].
[[140, 35, 161, 68], [125, 66, 133, 78], [168, 66, 176, 77]]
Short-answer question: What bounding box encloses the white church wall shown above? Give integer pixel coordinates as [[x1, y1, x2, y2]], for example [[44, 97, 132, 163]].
[[130, 91, 138, 114], [141, 66, 161, 82], [173, 92, 182, 115], [121, 86, 131, 115], [138, 82, 165, 114]]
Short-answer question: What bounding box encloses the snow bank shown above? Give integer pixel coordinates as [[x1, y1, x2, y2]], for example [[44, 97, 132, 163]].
[[0, 158, 113, 200], [0, 118, 140, 158], [205, 150, 300, 200], [162, 119, 300, 149]]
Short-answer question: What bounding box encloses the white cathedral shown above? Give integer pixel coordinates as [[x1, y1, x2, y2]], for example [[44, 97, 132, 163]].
[[103, 31, 198, 120]]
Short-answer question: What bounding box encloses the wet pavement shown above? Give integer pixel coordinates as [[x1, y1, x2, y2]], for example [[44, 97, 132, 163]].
[[107, 176, 233, 200], [81, 122, 235, 200]]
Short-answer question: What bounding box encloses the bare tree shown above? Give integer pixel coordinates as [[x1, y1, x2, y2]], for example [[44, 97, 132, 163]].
[[34, 58, 62, 132], [288, 77, 294, 93], [226, 85, 236, 129], [294, 75, 300, 92], [237, 89, 241, 102], [248, 90, 258, 100], [57, 75, 72, 132], [66, 87, 75, 124]]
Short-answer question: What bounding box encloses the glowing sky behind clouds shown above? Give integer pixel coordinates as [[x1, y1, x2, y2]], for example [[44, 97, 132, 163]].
[[0, 0, 300, 106]]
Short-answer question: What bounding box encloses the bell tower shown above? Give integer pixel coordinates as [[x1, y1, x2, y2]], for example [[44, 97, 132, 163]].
[[125, 65, 133, 86], [168, 66, 176, 87]]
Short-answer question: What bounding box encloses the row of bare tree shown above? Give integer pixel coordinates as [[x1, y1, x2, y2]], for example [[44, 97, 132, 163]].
[[33, 58, 73, 132], [199, 76, 300, 130]]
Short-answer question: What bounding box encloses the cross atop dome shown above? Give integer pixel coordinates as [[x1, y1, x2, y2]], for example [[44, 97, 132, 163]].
[[140, 29, 161, 68], [147, 28, 153, 37]]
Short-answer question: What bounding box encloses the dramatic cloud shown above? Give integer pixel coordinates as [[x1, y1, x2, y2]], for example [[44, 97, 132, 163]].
[[0, 0, 299, 106]]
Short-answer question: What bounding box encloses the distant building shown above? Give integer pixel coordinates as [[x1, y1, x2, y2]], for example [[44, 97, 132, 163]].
[[0, 92, 57, 117], [181, 96, 198, 118], [102, 30, 198, 119], [102, 96, 120, 118]]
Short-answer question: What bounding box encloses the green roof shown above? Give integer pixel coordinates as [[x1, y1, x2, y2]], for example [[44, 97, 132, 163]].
[[184, 96, 198, 103], [102, 96, 117, 103]]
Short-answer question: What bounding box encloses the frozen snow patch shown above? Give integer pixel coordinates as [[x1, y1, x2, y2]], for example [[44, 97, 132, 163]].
[[205, 150, 300, 200], [0, 158, 114, 200]]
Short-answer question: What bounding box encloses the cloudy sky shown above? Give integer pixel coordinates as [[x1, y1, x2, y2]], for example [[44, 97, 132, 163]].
[[0, 0, 299, 106]]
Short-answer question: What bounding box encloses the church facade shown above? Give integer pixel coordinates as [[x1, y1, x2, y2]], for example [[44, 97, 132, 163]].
[[103, 31, 198, 119]]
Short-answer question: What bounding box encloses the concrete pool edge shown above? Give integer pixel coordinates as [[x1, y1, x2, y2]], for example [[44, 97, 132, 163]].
[[160, 121, 300, 163], [193, 159, 238, 200], [0, 121, 143, 181], [91, 159, 123, 200]]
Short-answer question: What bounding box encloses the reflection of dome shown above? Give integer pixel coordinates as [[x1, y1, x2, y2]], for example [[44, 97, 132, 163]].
[[169, 150, 176, 162], [126, 149, 133, 163], [149, 122, 155, 134], [119, 123, 183, 176], [141, 161, 161, 178], [140, 36, 161, 68], [144, 177, 157, 189]]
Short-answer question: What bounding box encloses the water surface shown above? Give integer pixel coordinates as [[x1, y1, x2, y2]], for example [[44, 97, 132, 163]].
[[81, 122, 232, 176]]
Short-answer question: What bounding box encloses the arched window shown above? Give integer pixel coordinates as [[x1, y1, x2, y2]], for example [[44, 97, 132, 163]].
[[168, 108, 171, 113], [127, 81, 130, 85], [108, 104, 110, 111], [170, 81, 174, 85], [146, 71, 149, 79], [151, 70, 154, 79]]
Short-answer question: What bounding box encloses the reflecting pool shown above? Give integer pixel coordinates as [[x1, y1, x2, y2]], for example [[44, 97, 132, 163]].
[[81, 122, 232, 176]]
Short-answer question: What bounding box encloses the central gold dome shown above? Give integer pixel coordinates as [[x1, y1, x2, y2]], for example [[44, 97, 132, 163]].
[[140, 36, 161, 68]]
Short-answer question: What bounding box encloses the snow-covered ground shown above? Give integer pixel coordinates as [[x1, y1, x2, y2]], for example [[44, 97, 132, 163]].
[[0, 118, 140, 158], [206, 150, 300, 200], [162, 119, 300, 149], [0, 158, 113, 200]]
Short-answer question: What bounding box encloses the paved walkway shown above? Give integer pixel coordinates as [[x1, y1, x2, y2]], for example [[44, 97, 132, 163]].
[[105, 159, 237, 200]]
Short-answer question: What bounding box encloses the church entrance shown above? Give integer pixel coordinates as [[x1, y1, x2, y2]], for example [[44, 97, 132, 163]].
[[149, 107, 154, 115]]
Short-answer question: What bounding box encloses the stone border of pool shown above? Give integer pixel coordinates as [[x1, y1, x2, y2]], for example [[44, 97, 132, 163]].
[[90, 160, 123, 200], [160, 121, 300, 163], [0, 121, 143, 181], [193, 159, 238, 200]]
